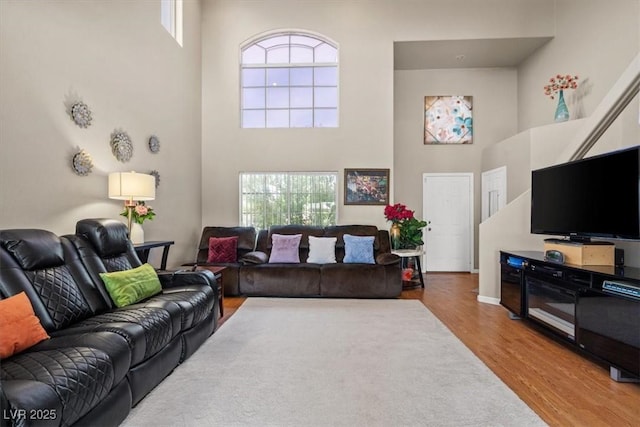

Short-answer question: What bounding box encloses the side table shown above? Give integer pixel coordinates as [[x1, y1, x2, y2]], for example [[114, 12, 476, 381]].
[[195, 266, 225, 318], [391, 248, 425, 289], [134, 240, 174, 270]]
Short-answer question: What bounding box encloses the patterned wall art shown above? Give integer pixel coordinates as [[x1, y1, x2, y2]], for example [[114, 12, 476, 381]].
[[344, 168, 390, 205], [424, 95, 473, 144]]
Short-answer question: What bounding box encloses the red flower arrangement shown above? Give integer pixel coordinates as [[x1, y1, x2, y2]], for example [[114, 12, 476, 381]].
[[384, 203, 429, 248], [544, 74, 579, 100], [384, 203, 414, 223]]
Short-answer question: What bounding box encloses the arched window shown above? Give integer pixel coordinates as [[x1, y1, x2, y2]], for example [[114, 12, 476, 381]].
[[241, 31, 338, 128]]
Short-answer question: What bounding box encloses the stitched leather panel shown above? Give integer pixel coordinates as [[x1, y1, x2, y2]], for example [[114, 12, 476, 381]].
[[149, 291, 212, 329], [26, 265, 93, 330], [74, 308, 173, 358], [0, 347, 114, 426], [103, 255, 133, 272]]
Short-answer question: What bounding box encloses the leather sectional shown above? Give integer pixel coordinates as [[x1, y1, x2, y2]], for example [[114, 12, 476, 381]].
[[194, 224, 403, 298], [0, 219, 219, 427]]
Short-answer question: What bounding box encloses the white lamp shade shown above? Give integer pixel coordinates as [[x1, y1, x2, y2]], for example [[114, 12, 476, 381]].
[[108, 172, 156, 201]]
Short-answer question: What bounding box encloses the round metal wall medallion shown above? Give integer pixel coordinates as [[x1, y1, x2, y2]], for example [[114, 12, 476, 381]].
[[149, 170, 160, 188], [71, 149, 93, 176], [148, 135, 160, 153], [110, 130, 133, 162], [70, 102, 92, 128]]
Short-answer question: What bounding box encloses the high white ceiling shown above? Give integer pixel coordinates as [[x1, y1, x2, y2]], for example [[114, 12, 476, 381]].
[[394, 37, 553, 70]]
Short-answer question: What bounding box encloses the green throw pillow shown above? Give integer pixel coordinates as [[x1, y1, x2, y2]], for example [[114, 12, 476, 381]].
[[99, 263, 162, 308]]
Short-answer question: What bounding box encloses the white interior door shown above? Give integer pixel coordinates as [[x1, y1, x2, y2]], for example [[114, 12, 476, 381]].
[[481, 166, 507, 221], [423, 173, 473, 272]]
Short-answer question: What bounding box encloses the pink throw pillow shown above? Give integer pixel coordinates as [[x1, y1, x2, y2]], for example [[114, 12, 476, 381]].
[[268, 234, 302, 263], [207, 236, 238, 263]]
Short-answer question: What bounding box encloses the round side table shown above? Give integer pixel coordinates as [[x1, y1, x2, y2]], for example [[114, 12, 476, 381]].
[[391, 248, 425, 289]]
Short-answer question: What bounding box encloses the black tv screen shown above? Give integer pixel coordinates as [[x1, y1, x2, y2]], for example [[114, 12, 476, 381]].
[[531, 145, 640, 241]]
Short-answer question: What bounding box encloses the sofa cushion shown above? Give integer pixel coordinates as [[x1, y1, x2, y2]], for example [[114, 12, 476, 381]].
[[99, 264, 162, 308], [207, 236, 238, 263], [343, 234, 375, 264], [0, 346, 117, 426], [307, 236, 337, 264], [268, 234, 302, 263], [0, 292, 50, 359]]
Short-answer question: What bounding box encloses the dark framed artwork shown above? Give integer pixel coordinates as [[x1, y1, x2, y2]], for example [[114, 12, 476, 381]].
[[344, 168, 390, 205], [424, 95, 473, 144]]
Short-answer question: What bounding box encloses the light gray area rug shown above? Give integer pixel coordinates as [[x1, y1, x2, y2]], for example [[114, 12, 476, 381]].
[[122, 298, 546, 427]]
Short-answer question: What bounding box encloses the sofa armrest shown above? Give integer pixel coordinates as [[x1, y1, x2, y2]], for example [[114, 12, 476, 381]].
[[240, 251, 269, 265], [157, 270, 216, 289], [376, 253, 400, 266]]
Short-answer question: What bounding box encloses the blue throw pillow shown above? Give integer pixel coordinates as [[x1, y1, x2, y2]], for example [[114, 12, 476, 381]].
[[343, 234, 375, 264]]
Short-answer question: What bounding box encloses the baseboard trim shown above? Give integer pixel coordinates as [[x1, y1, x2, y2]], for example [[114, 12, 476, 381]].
[[477, 295, 500, 305]]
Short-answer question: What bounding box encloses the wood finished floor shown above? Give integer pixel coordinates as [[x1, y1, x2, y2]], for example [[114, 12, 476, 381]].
[[220, 273, 640, 427]]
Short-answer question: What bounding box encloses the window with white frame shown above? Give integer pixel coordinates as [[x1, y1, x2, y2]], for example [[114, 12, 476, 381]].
[[240, 172, 338, 229], [161, 0, 183, 46], [241, 32, 338, 128]]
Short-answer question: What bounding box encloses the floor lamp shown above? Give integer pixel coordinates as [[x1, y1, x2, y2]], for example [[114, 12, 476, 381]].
[[108, 172, 156, 235]]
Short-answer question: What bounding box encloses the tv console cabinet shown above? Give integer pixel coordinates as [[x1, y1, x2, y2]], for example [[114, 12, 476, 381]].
[[500, 250, 640, 382]]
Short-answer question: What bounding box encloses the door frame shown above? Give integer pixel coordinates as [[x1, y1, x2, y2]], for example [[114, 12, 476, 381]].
[[481, 166, 507, 222], [423, 172, 474, 273]]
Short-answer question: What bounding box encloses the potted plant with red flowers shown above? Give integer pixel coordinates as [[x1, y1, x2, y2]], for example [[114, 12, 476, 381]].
[[383, 203, 429, 250]]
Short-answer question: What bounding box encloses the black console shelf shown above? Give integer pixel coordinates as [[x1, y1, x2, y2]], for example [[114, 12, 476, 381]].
[[500, 250, 640, 382]]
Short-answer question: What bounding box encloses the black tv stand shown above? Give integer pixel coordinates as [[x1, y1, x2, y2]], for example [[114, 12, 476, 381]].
[[499, 250, 640, 382]]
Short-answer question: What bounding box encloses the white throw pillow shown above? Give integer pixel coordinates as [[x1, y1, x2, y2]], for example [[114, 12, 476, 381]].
[[306, 236, 337, 264]]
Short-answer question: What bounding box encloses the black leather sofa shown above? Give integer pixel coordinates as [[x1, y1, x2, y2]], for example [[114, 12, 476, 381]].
[[0, 219, 219, 427], [194, 225, 402, 298]]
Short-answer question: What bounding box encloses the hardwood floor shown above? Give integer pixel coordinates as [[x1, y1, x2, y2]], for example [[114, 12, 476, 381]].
[[220, 274, 640, 427]]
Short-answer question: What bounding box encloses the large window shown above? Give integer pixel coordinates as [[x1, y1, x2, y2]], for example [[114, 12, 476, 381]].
[[241, 32, 338, 128], [240, 172, 338, 229], [161, 0, 183, 46]]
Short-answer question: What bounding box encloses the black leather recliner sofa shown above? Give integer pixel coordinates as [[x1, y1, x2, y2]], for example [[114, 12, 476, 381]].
[[0, 219, 219, 427]]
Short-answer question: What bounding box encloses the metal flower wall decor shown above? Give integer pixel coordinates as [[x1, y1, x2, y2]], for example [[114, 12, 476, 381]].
[[149, 170, 161, 188], [110, 130, 133, 162], [69, 102, 93, 128], [148, 135, 160, 153], [71, 149, 94, 176]]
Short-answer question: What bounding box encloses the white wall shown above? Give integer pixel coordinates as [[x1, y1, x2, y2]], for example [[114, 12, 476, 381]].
[[394, 68, 518, 268], [0, 0, 203, 267], [200, 0, 554, 231], [517, 0, 640, 131]]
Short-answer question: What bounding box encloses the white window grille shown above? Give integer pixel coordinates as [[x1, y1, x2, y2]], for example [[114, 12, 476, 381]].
[[240, 172, 338, 229], [241, 31, 338, 128]]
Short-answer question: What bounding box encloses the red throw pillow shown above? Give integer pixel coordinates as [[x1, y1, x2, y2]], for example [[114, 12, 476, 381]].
[[0, 292, 50, 359], [207, 236, 238, 263]]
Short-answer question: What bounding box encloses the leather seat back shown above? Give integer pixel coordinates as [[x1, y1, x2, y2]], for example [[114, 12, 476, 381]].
[[70, 218, 144, 310], [0, 229, 108, 332]]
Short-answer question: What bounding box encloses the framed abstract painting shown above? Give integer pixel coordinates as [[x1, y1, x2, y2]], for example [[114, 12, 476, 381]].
[[424, 95, 473, 144], [344, 168, 390, 205]]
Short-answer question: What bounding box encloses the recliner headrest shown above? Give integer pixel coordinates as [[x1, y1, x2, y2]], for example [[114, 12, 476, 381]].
[[0, 229, 65, 270], [76, 218, 129, 257]]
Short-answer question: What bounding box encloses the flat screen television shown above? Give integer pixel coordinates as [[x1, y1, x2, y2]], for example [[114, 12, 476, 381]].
[[530, 145, 640, 241]]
